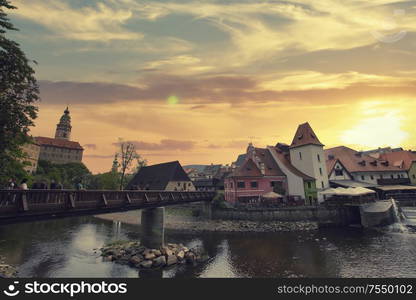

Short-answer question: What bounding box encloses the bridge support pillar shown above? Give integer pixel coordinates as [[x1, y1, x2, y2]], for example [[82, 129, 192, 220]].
[[141, 207, 165, 249], [202, 201, 212, 219]]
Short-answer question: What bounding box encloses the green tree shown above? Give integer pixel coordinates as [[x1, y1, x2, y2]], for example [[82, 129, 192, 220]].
[[0, 0, 39, 185], [35, 160, 91, 189]]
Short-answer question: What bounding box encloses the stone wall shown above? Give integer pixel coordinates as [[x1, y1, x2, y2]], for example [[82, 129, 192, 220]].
[[211, 206, 343, 226]]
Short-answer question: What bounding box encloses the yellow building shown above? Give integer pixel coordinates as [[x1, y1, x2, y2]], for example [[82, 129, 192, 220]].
[[35, 107, 84, 164]]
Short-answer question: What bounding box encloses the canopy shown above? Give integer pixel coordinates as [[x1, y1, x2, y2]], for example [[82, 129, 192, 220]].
[[320, 187, 376, 197], [262, 191, 284, 199]]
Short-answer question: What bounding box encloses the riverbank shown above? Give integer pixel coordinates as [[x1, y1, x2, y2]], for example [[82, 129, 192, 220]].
[[94, 207, 318, 232]]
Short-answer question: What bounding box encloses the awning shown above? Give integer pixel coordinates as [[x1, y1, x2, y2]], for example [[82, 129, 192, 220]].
[[320, 187, 376, 196], [262, 191, 284, 199]]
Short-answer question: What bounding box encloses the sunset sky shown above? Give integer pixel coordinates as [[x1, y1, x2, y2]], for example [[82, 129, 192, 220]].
[[7, 0, 416, 173]]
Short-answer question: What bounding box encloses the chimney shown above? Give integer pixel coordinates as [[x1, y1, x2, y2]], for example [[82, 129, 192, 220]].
[[259, 162, 265, 175]]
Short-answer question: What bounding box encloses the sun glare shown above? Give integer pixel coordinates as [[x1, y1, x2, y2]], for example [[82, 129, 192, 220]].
[[341, 111, 408, 149]]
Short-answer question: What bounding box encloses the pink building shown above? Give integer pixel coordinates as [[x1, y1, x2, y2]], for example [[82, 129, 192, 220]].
[[224, 145, 287, 204]]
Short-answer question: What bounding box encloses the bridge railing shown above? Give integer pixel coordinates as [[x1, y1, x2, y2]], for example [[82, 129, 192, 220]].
[[0, 190, 215, 219]]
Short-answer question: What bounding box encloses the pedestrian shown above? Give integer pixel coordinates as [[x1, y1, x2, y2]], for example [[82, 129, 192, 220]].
[[7, 178, 16, 190], [50, 179, 57, 190], [75, 181, 83, 190], [19, 179, 28, 190]]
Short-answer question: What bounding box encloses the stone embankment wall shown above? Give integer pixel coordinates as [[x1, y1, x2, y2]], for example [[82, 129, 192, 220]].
[[211, 206, 344, 226]]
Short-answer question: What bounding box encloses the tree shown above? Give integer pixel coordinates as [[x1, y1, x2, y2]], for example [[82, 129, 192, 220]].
[[0, 1, 40, 185], [116, 139, 140, 190], [35, 160, 91, 189]]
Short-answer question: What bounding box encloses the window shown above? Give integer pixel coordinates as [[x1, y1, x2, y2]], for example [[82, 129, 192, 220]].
[[370, 175, 374, 180], [361, 175, 365, 180], [237, 181, 245, 189], [231, 182, 233, 188], [321, 181, 324, 188], [250, 181, 258, 188], [391, 175, 394, 179], [397, 174, 400, 179], [307, 182, 312, 189], [334, 169, 343, 176], [319, 168, 323, 176], [413, 174, 416, 179], [177, 182, 181, 186], [299, 152, 302, 160], [317, 154, 321, 162], [380, 175, 383, 179]]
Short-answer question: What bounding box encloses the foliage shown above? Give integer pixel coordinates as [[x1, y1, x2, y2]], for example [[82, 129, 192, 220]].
[[87, 171, 120, 190], [0, 1, 40, 185], [34, 160, 91, 189]]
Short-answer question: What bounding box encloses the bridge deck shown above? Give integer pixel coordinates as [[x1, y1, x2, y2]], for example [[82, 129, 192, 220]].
[[0, 190, 215, 224]]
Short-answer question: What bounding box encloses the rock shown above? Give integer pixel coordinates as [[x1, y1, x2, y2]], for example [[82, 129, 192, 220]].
[[153, 250, 162, 257], [181, 247, 189, 253], [144, 252, 156, 260], [129, 255, 143, 265], [153, 256, 166, 267], [139, 260, 153, 269], [161, 246, 173, 256], [103, 255, 113, 262], [185, 252, 196, 264], [177, 250, 185, 260], [166, 255, 177, 266]]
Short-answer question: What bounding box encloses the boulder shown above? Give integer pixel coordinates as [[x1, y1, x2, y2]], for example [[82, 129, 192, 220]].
[[129, 255, 143, 265], [166, 255, 178, 266], [161, 247, 173, 256], [153, 250, 162, 257], [139, 260, 153, 269], [185, 252, 195, 264], [144, 253, 156, 260], [177, 251, 185, 261], [153, 256, 167, 267]]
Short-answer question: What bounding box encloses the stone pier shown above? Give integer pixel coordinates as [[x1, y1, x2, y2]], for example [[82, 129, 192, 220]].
[[141, 207, 165, 249]]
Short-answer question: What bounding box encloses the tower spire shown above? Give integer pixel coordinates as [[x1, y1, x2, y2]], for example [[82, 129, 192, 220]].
[[55, 107, 72, 140]]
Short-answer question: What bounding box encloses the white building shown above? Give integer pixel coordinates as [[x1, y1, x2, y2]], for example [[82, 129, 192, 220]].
[[326, 146, 409, 186]]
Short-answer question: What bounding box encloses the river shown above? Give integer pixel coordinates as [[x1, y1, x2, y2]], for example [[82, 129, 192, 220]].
[[0, 213, 416, 278]]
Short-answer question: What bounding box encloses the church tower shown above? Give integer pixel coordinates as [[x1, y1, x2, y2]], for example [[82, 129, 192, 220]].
[[55, 107, 72, 140], [289, 122, 329, 191]]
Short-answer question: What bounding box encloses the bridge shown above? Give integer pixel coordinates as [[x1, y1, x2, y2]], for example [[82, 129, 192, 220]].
[[0, 189, 216, 248]]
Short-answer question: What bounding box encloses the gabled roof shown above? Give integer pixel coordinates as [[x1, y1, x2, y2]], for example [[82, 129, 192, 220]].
[[378, 151, 416, 171], [325, 146, 405, 173], [35, 136, 83, 150], [232, 158, 263, 177], [126, 161, 191, 190], [290, 122, 324, 148], [271, 147, 315, 180], [252, 147, 286, 176], [234, 154, 247, 167]]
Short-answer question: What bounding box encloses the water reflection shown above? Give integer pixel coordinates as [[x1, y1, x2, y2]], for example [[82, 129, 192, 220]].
[[0, 216, 415, 278]]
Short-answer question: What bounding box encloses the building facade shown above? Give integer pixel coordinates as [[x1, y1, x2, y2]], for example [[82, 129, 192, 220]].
[[35, 107, 84, 164], [126, 161, 196, 191], [225, 123, 322, 206], [224, 146, 287, 204], [325, 146, 409, 186]]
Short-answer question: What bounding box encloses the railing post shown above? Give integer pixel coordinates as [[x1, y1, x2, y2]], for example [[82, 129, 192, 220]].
[[20, 193, 29, 212]]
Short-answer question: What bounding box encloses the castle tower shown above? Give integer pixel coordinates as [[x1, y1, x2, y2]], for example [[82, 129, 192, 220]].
[[55, 107, 72, 140], [289, 122, 329, 191]]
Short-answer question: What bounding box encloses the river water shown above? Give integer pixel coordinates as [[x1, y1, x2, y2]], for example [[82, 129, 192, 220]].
[[1, 213, 416, 278]]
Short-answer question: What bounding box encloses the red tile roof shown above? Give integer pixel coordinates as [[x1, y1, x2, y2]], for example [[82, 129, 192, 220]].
[[325, 146, 404, 173], [290, 122, 324, 148], [379, 151, 416, 171], [35, 136, 83, 150], [232, 158, 263, 177]]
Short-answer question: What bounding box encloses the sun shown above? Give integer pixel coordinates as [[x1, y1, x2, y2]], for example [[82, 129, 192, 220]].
[[341, 111, 408, 149]]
